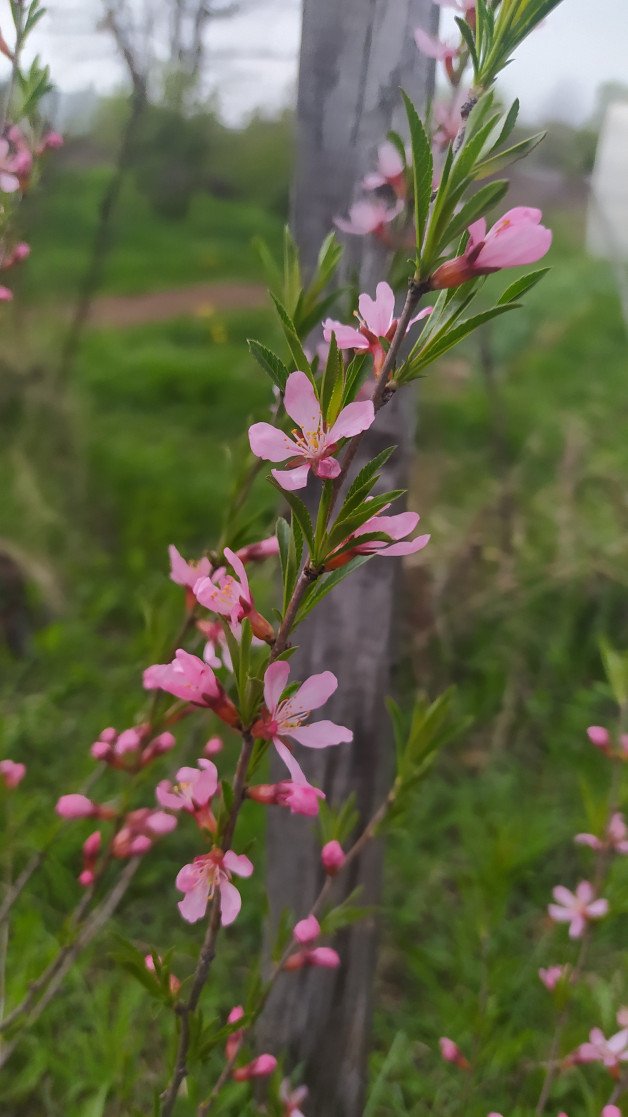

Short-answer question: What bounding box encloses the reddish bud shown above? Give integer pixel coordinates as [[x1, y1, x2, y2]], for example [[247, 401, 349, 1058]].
[[321, 840, 345, 875], [232, 1054, 277, 1081]]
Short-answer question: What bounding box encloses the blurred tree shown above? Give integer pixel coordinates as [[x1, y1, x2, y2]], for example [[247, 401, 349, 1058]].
[[260, 3, 437, 1115]]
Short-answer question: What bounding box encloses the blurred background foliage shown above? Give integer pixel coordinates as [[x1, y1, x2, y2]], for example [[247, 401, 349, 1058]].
[[0, 77, 627, 1115]]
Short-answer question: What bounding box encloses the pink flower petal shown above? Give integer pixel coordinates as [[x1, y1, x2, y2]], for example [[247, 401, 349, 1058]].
[[327, 400, 375, 442], [274, 738, 308, 784], [284, 370, 322, 432], [271, 464, 311, 490], [264, 660, 291, 712], [248, 421, 295, 463], [323, 319, 369, 350], [383, 534, 431, 556], [315, 456, 341, 479], [358, 282, 395, 337], [223, 851, 254, 878], [291, 670, 338, 713], [178, 881, 208, 923], [219, 878, 242, 925], [287, 721, 353, 748]]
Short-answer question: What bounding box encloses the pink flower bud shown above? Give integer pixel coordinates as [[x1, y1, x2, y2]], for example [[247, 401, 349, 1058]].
[[587, 726, 610, 749], [307, 946, 341, 968], [0, 759, 26, 788], [226, 1004, 245, 1060], [78, 869, 95, 887], [56, 793, 98, 819], [603, 1107, 621, 1117], [294, 915, 320, 944], [439, 1036, 471, 1070], [204, 735, 223, 756], [83, 831, 101, 858], [0, 287, 13, 301], [90, 741, 111, 761], [42, 131, 63, 150], [321, 840, 346, 875], [100, 728, 117, 743], [148, 731, 176, 754], [232, 1054, 277, 1081]]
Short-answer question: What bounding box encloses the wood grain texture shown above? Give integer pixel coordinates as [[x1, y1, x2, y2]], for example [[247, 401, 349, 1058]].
[[261, 3, 436, 1114]]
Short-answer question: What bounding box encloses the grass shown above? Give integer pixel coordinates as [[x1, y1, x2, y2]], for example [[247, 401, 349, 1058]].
[[1, 165, 627, 1116]]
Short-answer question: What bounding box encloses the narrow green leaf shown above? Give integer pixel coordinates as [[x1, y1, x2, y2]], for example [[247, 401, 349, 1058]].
[[455, 16, 479, 73], [473, 131, 546, 180], [273, 483, 316, 554], [443, 179, 509, 246], [401, 303, 519, 379], [497, 267, 549, 305], [270, 294, 312, 374], [401, 90, 433, 255], [248, 339, 290, 391]]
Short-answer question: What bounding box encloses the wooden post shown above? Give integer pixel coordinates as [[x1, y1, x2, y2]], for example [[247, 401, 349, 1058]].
[[261, 3, 436, 1114]]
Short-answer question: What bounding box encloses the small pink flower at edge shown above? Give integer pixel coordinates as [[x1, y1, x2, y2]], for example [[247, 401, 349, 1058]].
[[323, 281, 432, 376], [538, 965, 569, 991], [248, 371, 374, 492], [247, 779, 325, 816], [548, 880, 609, 939], [168, 544, 211, 589], [574, 1027, 628, 1070], [0, 759, 26, 788], [252, 660, 352, 785], [334, 198, 403, 238]]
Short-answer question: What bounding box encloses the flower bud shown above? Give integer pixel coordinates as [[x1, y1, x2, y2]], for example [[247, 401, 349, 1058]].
[[56, 793, 99, 819], [321, 839, 345, 875], [587, 725, 610, 750], [232, 1053, 277, 1081], [439, 1036, 470, 1070], [293, 915, 320, 944], [0, 759, 26, 789]]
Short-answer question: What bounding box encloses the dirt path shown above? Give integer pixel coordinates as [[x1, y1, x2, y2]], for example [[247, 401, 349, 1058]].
[[88, 280, 267, 328]]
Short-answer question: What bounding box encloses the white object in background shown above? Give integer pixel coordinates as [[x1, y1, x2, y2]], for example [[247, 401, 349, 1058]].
[[587, 101, 628, 324]]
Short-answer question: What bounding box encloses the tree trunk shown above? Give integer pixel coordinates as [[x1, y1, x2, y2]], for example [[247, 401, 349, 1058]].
[[261, 4, 436, 1115]]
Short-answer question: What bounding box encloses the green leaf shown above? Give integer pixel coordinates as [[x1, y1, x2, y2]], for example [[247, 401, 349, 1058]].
[[343, 446, 396, 508], [277, 516, 297, 611], [442, 179, 509, 246], [248, 339, 290, 391], [473, 132, 546, 180], [295, 556, 371, 624], [497, 267, 549, 305], [270, 294, 312, 374], [455, 16, 479, 73], [600, 639, 628, 710], [402, 303, 519, 379], [402, 90, 433, 256], [273, 484, 316, 555], [320, 331, 343, 421]]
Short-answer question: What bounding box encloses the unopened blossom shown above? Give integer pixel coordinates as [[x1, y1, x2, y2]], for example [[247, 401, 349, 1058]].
[[0, 286, 12, 301], [176, 847, 253, 925], [323, 281, 432, 376], [252, 661, 352, 785], [294, 915, 320, 944], [363, 141, 406, 195], [324, 504, 430, 570], [439, 1036, 470, 1070], [204, 735, 224, 756], [0, 137, 20, 192], [156, 759, 218, 831], [574, 1027, 628, 1071], [0, 241, 30, 271], [143, 648, 239, 726], [235, 535, 280, 563], [0, 759, 26, 788], [587, 725, 611, 751], [112, 808, 177, 857], [334, 197, 403, 238], [56, 793, 114, 820], [280, 1079, 309, 1117], [39, 130, 64, 152], [144, 953, 181, 995], [539, 965, 569, 991], [91, 724, 175, 770], [194, 547, 275, 642], [575, 812, 628, 855], [321, 840, 346, 875], [249, 370, 374, 491], [226, 1004, 245, 1060], [232, 1053, 277, 1081], [247, 779, 325, 817], [78, 830, 101, 887], [431, 208, 552, 289], [602, 1107, 621, 1117], [168, 543, 211, 590], [548, 881, 609, 939], [197, 617, 231, 670], [284, 946, 341, 971]]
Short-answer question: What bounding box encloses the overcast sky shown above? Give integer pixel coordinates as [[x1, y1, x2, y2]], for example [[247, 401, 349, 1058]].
[[1, 0, 626, 126]]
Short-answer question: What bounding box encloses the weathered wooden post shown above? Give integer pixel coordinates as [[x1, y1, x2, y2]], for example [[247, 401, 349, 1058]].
[[261, 3, 437, 1114]]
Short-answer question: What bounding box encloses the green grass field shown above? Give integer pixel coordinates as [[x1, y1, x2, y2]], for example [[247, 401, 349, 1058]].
[[1, 168, 627, 1116]]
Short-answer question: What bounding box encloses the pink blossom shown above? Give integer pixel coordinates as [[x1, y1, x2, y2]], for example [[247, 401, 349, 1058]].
[[0, 138, 20, 192], [1, 241, 30, 271], [602, 1108, 621, 1117], [168, 543, 211, 589], [197, 617, 231, 670], [232, 1053, 277, 1081], [280, 1079, 309, 1117], [575, 812, 628, 855], [252, 661, 352, 784], [40, 131, 64, 152], [363, 141, 406, 194], [194, 548, 275, 642], [325, 503, 430, 570], [0, 759, 26, 788], [284, 946, 341, 971], [175, 847, 253, 925], [321, 840, 346, 875], [574, 1027, 628, 1070], [587, 725, 612, 754], [334, 198, 403, 237], [144, 953, 181, 995], [236, 535, 280, 563], [112, 808, 177, 857], [91, 725, 176, 769], [548, 881, 609, 939], [247, 779, 325, 816], [431, 208, 552, 289], [294, 915, 320, 944], [249, 370, 374, 491], [323, 282, 432, 375], [538, 965, 569, 991], [439, 1036, 470, 1070], [226, 1004, 245, 1060], [414, 27, 459, 62], [0, 286, 13, 301], [56, 793, 108, 820], [78, 830, 101, 886], [143, 648, 239, 725], [156, 759, 218, 831], [204, 735, 224, 756]]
